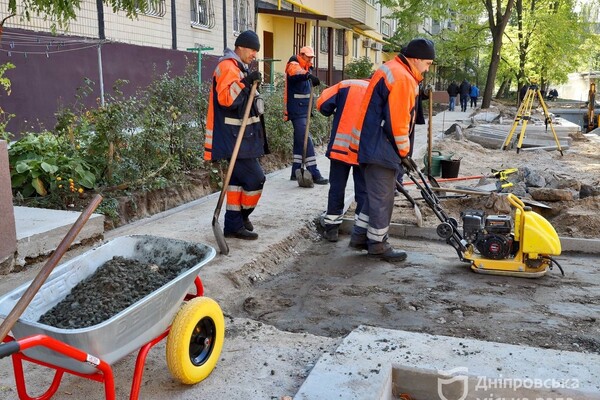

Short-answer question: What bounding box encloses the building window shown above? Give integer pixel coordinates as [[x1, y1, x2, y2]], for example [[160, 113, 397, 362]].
[[320, 28, 329, 53], [335, 29, 344, 56], [191, 0, 216, 28], [136, 0, 166, 17], [353, 36, 358, 58], [233, 0, 251, 33], [366, 0, 375, 5], [381, 20, 390, 37]]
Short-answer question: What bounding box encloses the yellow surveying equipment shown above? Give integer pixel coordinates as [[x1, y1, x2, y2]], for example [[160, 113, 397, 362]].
[[502, 85, 563, 155]]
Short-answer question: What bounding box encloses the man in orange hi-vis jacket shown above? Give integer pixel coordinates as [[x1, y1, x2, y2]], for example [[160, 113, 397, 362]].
[[284, 46, 328, 185], [316, 79, 369, 242], [204, 30, 266, 240], [349, 38, 436, 262]]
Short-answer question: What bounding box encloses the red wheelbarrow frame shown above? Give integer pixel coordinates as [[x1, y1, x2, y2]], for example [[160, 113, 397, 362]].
[[1, 276, 204, 400]]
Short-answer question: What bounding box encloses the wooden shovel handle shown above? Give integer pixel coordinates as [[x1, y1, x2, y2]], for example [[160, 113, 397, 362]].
[[0, 194, 103, 342]]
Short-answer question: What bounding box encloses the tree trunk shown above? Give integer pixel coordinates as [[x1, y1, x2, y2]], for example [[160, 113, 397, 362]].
[[481, 0, 516, 109], [481, 38, 503, 108]]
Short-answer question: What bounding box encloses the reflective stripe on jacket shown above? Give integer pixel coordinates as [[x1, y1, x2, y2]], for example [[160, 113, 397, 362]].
[[316, 79, 369, 166], [284, 54, 312, 121], [204, 49, 265, 161], [354, 55, 422, 169]]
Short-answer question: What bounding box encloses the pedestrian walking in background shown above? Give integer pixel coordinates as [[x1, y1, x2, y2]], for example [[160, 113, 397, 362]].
[[447, 80, 459, 111], [349, 38, 436, 262], [459, 79, 471, 112], [284, 46, 328, 185], [316, 79, 369, 242], [470, 84, 480, 108], [204, 30, 266, 240]]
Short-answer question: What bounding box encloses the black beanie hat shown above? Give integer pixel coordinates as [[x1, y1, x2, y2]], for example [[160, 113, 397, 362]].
[[235, 30, 260, 51], [401, 38, 435, 60]]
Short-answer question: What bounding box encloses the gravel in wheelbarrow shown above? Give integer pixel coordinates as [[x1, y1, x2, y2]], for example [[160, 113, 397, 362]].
[[0, 235, 216, 375]]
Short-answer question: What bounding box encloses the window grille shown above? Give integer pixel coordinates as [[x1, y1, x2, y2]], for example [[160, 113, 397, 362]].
[[320, 27, 328, 53], [335, 29, 344, 56], [191, 0, 216, 28], [233, 0, 252, 33], [136, 0, 166, 17]]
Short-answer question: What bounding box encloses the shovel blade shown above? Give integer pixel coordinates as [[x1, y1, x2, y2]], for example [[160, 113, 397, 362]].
[[296, 168, 314, 188], [211, 218, 229, 255]]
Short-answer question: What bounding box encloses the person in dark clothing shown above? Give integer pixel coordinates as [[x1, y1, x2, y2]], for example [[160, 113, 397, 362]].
[[459, 79, 471, 112], [519, 84, 529, 105], [446, 81, 459, 111], [350, 37, 436, 263], [469, 84, 480, 108], [284, 46, 328, 185], [204, 30, 266, 240]]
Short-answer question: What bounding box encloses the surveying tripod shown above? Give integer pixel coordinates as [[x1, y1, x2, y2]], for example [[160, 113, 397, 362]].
[[501, 85, 563, 155]]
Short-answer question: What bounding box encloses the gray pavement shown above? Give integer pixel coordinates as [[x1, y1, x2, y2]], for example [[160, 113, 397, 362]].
[[2, 108, 600, 399]]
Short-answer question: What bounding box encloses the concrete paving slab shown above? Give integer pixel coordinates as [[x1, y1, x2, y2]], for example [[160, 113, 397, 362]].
[[295, 326, 600, 400], [13, 206, 104, 265]]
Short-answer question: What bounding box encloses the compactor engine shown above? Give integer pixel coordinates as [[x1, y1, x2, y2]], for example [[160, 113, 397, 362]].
[[461, 211, 515, 260]]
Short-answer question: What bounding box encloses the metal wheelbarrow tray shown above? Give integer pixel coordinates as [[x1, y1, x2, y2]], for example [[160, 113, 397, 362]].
[[0, 235, 216, 375]]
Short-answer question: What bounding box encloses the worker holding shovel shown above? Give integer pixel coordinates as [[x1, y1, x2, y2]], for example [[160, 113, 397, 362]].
[[284, 46, 329, 186], [204, 30, 266, 241], [316, 79, 369, 242], [350, 38, 436, 262]]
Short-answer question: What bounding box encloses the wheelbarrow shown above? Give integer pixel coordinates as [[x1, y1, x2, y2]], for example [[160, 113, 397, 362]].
[[0, 235, 222, 400]]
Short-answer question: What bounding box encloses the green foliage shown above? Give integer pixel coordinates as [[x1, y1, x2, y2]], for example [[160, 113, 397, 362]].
[[344, 57, 374, 79], [0, 62, 15, 141], [10, 65, 205, 212], [8, 131, 98, 203]]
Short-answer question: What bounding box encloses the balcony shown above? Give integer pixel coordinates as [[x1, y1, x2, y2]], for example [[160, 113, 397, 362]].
[[333, 0, 377, 31]]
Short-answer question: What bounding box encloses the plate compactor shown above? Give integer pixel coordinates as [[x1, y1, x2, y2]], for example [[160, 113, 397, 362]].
[[402, 158, 564, 278]]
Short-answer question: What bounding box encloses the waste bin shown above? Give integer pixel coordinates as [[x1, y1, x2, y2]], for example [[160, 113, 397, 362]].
[[441, 159, 461, 178]]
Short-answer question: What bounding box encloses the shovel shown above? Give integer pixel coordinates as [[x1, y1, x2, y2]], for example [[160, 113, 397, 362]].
[[296, 81, 315, 188], [0, 194, 103, 344], [396, 180, 423, 227], [211, 81, 258, 255]]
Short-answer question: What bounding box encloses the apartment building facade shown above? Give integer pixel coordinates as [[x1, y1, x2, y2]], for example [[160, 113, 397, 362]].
[[0, 0, 395, 135]]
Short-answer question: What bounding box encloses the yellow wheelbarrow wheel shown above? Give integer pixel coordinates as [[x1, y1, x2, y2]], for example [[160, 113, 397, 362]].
[[166, 296, 225, 384]]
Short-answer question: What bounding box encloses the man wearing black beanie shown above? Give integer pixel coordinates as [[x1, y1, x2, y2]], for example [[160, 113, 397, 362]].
[[204, 30, 266, 240], [349, 37, 435, 262]]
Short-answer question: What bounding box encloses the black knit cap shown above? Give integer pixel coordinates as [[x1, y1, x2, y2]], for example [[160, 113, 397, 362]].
[[235, 30, 260, 51], [401, 38, 435, 60]]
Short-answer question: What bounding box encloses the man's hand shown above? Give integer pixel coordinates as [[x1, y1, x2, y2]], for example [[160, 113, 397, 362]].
[[243, 71, 262, 87], [307, 74, 320, 87]]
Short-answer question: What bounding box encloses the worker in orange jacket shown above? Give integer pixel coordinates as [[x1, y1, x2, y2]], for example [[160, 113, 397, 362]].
[[284, 46, 328, 185], [350, 38, 436, 262], [316, 79, 369, 242], [204, 30, 266, 240]]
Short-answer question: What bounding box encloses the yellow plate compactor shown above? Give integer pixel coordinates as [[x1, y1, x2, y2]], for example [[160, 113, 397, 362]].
[[402, 158, 563, 278]]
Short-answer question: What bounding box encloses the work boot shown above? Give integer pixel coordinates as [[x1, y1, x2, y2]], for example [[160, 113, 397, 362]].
[[314, 176, 329, 185], [323, 226, 339, 242], [224, 227, 258, 240], [368, 242, 407, 262], [349, 234, 368, 251], [243, 218, 254, 232]]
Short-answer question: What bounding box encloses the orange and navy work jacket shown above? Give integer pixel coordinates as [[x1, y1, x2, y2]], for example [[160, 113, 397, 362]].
[[353, 54, 422, 169], [204, 49, 265, 161], [284, 54, 313, 121], [316, 79, 369, 166]]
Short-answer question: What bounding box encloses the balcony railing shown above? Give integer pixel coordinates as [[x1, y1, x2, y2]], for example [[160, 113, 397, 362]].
[[333, 0, 377, 31]]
